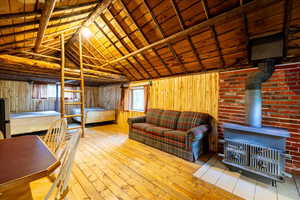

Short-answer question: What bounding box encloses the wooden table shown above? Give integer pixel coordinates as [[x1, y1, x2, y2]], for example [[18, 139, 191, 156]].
[[0, 135, 60, 200]]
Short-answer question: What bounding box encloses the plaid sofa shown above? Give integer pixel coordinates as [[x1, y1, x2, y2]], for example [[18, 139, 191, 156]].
[[128, 109, 211, 161]]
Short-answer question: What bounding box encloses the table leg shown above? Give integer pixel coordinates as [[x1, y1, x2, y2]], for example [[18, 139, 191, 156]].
[[0, 183, 33, 200]]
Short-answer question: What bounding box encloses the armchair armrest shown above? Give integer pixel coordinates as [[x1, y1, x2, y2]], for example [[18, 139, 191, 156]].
[[127, 116, 146, 125], [187, 124, 210, 141]]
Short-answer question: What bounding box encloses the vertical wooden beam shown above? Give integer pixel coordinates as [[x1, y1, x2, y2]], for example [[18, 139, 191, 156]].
[[94, 21, 144, 79], [142, 0, 187, 73], [170, 0, 204, 70], [201, 0, 225, 67], [119, 0, 173, 75], [60, 34, 65, 119], [79, 33, 85, 138], [34, 0, 57, 52]]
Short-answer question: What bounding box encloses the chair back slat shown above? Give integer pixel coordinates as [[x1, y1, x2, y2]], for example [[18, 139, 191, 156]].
[[43, 119, 67, 155], [45, 131, 80, 200]]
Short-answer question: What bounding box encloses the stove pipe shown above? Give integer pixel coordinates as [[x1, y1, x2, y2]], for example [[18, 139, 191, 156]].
[[245, 59, 275, 127]]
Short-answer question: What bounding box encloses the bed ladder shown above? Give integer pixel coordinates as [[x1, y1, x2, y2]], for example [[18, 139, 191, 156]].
[[60, 33, 85, 137]]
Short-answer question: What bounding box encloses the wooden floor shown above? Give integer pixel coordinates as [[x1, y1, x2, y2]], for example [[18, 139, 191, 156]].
[[194, 156, 300, 200], [31, 124, 242, 200]]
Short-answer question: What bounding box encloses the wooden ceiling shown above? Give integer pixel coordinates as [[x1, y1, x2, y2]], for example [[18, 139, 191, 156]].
[[0, 0, 299, 83]]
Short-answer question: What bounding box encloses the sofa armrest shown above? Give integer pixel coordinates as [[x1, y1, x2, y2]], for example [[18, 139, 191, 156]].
[[127, 116, 146, 126], [187, 124, 210, 141]]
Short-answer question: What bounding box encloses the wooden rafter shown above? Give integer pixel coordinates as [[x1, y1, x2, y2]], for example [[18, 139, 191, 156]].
[[0, 17, 85, 40], [96, 0, 280, 68], [34, 0, 57, 52], [0, 25, 80, 49], [106, 8, 160, 78], [240, 0, 250, 64], [84, 36, 135, 80], [0, 1, 98, 20], [283, 0, 293, 58], [67, 0, 113, 46], [0, 54, 126, 80], [201, 0, 225, 67], [142, 0, 187, 73], [99, 13, 153, 79], [0, 7, 93, 31], [170, 0, 204, 71], [119, 0, 173, 75], [94, 21, 144, 80]]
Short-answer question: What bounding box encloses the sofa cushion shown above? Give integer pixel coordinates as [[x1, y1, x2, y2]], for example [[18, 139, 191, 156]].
[[164, 130, 187, 143], [146, 126, 172, 137], [177, 111, 209, 131], [159, 110, 181, 129], [132, 123, 155, 131], [146, 109, 163, 126]]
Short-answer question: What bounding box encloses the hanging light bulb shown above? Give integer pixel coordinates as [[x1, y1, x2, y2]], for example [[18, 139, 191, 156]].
[[81, 27, 92, 38]]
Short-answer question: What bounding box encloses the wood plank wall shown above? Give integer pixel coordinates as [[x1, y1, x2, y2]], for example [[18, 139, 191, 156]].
[[0, 80, 100, 113], [99, 72, 219, 151]]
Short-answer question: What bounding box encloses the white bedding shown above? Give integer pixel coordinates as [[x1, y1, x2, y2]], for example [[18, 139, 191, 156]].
[[72, 108, 115, 124], [10, 111, 60, 135]]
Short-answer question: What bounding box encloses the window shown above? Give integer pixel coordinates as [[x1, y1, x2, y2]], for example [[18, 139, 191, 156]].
[[47, 84, 57, 98], [130, 87, 145, 112]]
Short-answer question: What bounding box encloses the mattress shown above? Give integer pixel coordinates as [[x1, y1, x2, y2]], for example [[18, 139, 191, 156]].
[[10, 111, 60, 135], [72, 107, 115, 124]]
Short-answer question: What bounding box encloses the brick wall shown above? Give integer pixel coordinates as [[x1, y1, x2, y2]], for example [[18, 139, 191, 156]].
[[218, 63, 300, 174]]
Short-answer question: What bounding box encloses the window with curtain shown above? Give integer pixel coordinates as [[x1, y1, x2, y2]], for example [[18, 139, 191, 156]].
[[131, 87, 145, 111], [32, 84, 80, 100], [32, 84, 48, 99], [119, 84, 149, 112]]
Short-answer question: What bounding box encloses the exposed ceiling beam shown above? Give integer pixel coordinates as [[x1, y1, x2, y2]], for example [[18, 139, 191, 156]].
[[94, 21, 143, 80], [0, 54, 127, 80], [283, 0, 293, 58], [0, 25, 80, 49], [142, 0, 187, 73], [66, 0, 113, 46], [201, 0, 225, 67], [170, 0, 204, 71], [106, 9, 159, 78], [0, 7, 93, 30], [119, 0, 173, 75], [99, 14, 153, 79], [0, 18, 85, 40], [34, 0, 57, 52], [98, 0, 279, 69], [0, 1, 98, 20]]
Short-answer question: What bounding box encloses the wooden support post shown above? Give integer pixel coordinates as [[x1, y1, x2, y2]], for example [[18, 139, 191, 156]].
[[60, 34, 65, 118], [34, 0, 57, 52], [79, 33, 85, 138]]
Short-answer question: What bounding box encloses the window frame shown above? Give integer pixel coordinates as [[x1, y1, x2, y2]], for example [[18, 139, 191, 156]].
[[130, 86, 145, 112]]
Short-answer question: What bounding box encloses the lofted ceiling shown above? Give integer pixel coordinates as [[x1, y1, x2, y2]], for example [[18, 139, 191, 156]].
[[0, 0, 299, 84]]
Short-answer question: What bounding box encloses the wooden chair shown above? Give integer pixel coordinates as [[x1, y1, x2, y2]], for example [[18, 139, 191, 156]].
[[43, 119, 67, 156], [45, 131, 80, 200]]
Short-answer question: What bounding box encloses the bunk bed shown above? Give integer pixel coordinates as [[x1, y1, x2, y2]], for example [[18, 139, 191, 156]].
[[71, 108, 115, 124], [10, 111, 60, 135]]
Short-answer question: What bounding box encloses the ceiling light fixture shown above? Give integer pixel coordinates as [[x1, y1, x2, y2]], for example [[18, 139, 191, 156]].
[[81, 27, 92, 38]]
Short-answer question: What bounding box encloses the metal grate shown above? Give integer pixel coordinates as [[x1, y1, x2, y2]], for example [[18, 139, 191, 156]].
[[249, 144, 281, 177], [223, 139, 285, 181]]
